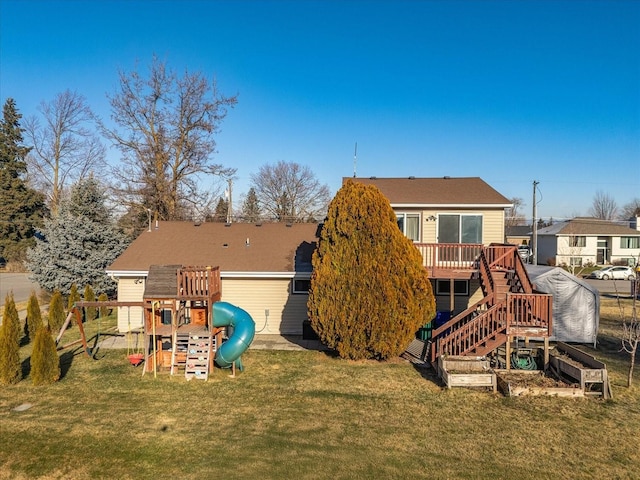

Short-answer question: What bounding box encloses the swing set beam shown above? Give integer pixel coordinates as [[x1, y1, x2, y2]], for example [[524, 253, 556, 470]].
[[55, 301, 146, 357]]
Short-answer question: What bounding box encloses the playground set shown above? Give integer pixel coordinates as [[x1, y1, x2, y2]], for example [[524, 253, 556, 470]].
[[56, 265, 255, 380]]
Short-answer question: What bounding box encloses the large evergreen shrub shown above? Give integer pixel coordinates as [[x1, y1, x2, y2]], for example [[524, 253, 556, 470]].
[[0, 293, 22, 384], [98, 292, 109, 318], [26, 290, 43, 342], [308, 180, 436, 360], [48, 290, 66, 333], [30, 326, 60, 385]]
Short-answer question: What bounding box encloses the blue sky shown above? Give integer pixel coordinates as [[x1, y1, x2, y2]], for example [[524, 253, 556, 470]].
[[1, 0, 639, 220]]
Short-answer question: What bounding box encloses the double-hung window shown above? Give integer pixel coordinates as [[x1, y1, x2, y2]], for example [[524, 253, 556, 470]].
[[397, 213, 420, 242], [620, 237, 640, 249]]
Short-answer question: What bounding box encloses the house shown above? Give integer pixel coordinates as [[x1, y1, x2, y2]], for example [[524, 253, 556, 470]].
[[505, 225, 531, 246], [349, 176, 512, 314], [106, 222, 319, 336], [535, 217, 640, 267], [350, 176, 553, 365]]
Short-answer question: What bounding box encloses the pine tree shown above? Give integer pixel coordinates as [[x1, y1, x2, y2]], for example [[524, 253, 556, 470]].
[[0, 293, 22, 384], [241, 187, 261, 222], [26, 290, 43, 342], [0, 98, 47, 263], [30, 326, 60, 385], [308, 179, 436, 360], [68, 284, 81, 312], [98, 292, 109, 318], [48, 290, 66, 333], [27, 176, 129, 296], [84, 285, 97, 321], [212, 197, 229, 222]]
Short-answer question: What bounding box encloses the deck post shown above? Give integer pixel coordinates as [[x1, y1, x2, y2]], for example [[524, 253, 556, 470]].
[[505, 335, 511, 372], [543, 337, 549, 371]]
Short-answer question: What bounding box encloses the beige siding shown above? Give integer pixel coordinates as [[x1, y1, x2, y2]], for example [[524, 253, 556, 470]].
[[117, 278, 145, 332], [222, 278, 308, 335], [392, 208, 505, 245]]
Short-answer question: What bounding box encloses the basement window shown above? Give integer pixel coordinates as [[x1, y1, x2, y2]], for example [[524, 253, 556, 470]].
[[292, 279, 311, 294], [435, 280, 469, 296]]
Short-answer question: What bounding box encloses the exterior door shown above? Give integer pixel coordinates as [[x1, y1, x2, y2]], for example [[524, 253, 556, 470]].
[[438, 214, 482, 262]]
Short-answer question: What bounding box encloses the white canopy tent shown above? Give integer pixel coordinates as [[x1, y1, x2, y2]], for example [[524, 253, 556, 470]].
[[525, 265, 600, 346]]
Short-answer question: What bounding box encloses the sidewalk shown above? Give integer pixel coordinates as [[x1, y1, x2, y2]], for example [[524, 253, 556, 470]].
[[98, 332, 327, 352]]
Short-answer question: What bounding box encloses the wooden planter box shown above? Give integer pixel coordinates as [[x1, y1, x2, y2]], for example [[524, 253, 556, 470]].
[[438, 355, 496, 392], [496, 370, 584, 397], [549, 342, 611, 399]]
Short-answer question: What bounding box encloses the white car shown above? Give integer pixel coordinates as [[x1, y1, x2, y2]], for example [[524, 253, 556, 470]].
[[588, 266, 636, 280]]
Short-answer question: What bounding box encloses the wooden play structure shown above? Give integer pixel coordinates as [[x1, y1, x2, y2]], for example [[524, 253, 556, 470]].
[[56, 265, 255, 380]]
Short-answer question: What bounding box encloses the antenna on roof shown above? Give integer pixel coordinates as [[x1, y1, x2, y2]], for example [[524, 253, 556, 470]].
[[353, 142, 357, 178]]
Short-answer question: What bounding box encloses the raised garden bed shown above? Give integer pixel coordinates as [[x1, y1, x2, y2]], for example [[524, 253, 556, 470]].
[[496, 370, 583, 397], [549, 342, 612, 399], [438, 355, 496, 392]]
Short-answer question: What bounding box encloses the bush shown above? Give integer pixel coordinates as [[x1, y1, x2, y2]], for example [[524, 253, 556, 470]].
[[308, 179, 436, 360], [98, 293, 110, 318], [84, 285, 97, 321], [26, 290, 43, 342], [48, 290, 66, 333], [30, 326, 60, 385], [68, 284, 81, 312], [0, 293, 22, 385]]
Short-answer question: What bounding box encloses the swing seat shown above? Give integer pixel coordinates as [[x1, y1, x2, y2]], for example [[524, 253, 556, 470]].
[[127, 353, 144, 366]]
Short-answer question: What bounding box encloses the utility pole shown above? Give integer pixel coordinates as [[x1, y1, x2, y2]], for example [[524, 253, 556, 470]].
[[226, 178, 233, 224], [532, 180, 539, 265]]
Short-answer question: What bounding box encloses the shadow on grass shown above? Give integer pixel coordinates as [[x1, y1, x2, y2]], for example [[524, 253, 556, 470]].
[[59, 350, 76, 380], [20, 356, 31, 379]]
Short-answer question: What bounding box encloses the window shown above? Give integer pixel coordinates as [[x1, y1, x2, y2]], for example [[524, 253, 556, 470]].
[[435, 280, 469, 296], [292, 278, 311, 294], [569, 236, 586, 247], [569, 257, 583, 267], [396, 213, 420, 242], [438, 214, 482, 244], [621, 237, 640, 249]]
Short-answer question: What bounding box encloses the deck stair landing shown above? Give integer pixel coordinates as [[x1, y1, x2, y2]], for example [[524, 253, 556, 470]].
[[184, 333, 215, 381]]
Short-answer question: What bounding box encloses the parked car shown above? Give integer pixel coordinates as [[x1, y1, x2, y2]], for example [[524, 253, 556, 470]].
[[587, 266, 636, 280], [517, 245, 532, 263]]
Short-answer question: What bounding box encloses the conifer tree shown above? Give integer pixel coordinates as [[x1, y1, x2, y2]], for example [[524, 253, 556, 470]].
[[48, 290, 66, 333], [84, 285, 97, 321], [0, 98, 47, 263], [98, 293, 109, 318], [308, 179, 436, 360], [0, 293, 22, 384], [68, 284, 80, 312], [27, 176, 128, 295], [241, 187, 261, 222], [26, 290, 43, 342], [30, 326, 60, 385]]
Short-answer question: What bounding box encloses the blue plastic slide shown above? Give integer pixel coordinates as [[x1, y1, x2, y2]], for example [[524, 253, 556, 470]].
[[212, 301, 256, 371]]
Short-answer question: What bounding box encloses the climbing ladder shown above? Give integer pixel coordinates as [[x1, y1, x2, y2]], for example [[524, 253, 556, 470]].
[[170, 332, 190, 375], [184, 332, 216, 381]]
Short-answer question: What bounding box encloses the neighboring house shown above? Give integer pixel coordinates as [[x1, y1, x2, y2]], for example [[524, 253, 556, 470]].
[[349, 176, 512, 314], [106, 222, 319, 335], [536, 217, 640, 268], [505, 225, 531, 246]]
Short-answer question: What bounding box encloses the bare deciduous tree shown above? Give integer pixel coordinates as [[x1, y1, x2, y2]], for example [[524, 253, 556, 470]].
[[588, 190, 618, 220], [505, 197, 526, 229], [24, 90, 105, 216], [250, 161, 331, 222], [101, 57, 237, 225], [619, 286, 639, 387], [620, 198, 640, 220]]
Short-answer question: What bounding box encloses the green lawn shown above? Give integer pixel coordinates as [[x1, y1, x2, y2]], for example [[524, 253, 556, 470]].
[[1, 301, 639, 480]]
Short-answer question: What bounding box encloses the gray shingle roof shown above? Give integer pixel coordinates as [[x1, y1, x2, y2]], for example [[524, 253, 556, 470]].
[[537, 217, 640, 236]]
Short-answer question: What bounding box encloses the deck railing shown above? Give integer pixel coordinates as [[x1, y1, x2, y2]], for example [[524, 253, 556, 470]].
[[414, 243, 483, 275], [177, 266, 221, 299], [507, 292, 553, 335]]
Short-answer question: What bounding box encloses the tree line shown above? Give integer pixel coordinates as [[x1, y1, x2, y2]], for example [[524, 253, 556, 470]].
[[0, 57, 331, 287]]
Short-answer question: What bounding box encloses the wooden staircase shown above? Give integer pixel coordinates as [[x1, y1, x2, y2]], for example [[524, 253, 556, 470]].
[[430, 245, 552, 364]]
